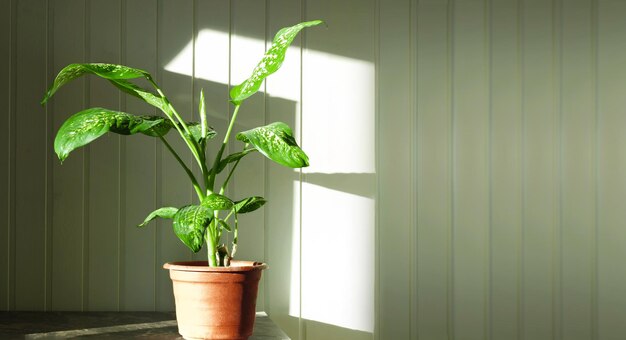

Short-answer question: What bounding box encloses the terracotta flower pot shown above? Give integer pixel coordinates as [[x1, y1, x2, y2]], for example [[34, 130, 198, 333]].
[[163, 260, 268, 340]]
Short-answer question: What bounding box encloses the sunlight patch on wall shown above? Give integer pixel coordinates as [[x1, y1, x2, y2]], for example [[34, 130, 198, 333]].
[[289, 180, 301, 318], [164, 29, 376, 334], [165, 29, 229, 85], [302, 51, 375, 174], [296, 48, 376, 333], [164, 29, 301, 102], [300, 182, 375, 333]]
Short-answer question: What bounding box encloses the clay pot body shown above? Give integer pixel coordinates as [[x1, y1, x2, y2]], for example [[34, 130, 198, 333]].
[[163, 261, 267, 340]]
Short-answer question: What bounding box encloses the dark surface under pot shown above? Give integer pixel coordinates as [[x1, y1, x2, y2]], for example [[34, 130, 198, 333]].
[[0, 311, 289, 339]]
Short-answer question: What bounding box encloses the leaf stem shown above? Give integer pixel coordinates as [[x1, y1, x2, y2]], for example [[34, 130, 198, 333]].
[[208, 104, 242, 190], [158, 135, 205, 200], [205, 226, 218, 267], [146, 76, 205, 172], [223, 105, 242, 147], [219, 144, 248, 195], [219, 159, 240, 195], [199, 89, 208, 142], [198, 146, 212, 196], [232, 209, 238, 258], [198, 89, 212, 193]]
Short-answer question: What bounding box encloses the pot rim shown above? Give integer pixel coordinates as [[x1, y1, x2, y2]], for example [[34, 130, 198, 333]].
[[163, 260, 268, 272]]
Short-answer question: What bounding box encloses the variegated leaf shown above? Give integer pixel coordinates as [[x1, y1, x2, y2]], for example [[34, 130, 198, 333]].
[[42, 63, 149, 104], [202, 193, 234, 211], [54, 107, 164, 162], [236, 122, 308, 168], [172, 205, 213, 253], [230, 20, 323, 104]]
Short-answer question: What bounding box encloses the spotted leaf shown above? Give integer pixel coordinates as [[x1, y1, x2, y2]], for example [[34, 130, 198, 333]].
[[54, 107, 164, 162], [236, 122, 308, 168], [230, 20, 323, 105], [42, 63, 149, 104], [172, 205, 213, 253], [202, 193, 234, 211], [187, 123, 217, 144]]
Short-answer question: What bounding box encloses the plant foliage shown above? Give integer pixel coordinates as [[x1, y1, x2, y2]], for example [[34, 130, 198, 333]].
[[42, 20, 323, 267]]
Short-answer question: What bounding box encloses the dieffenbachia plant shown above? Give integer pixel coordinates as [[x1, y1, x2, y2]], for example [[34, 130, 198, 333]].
[[41, 20, 323, 267]]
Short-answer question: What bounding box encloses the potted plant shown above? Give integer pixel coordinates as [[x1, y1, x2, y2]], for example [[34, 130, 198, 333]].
[[41, 20, 323, 340]]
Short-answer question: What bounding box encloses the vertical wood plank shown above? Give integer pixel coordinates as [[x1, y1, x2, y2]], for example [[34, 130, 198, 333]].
[[188, 0, 203, 265], [560, 0, 595, 339], [522, 0, 558, 338], [14, 0, 48, 310], [416, 0, 452, 339], [87, 0, 121, 311], [6, 0, 17, 312], [44, 0, 54, 312], [230, 0, 267, 312], [597, 0, 626, 338], [156, 0, 194, 312], [121, 0, 158, 311], [0, 0, 12, 311], [378, 0, 412, 337], [265, 0, 302, 337], [489, 0, 522, 339], [302, 0, 376, 338], [192, 0, 230, 264], [452, 0, 490, 338], [50, 0, 86, 311]]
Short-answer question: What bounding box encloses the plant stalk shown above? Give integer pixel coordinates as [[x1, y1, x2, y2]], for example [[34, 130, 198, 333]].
[[198, 90, 212, 194], [208, 104, 242, 190], [232, 209, 238, 258], [146, 77, 205, 171], [198, 146, 212, 196], [205, 103, 243, 266], [158, 135, 205, 200], [219, 156, 242, 195], [205, 225, 218, 267]]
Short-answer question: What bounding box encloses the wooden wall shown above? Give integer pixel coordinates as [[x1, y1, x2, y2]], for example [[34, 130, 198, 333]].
[[0, 0, 273, 313], [3, 0, 626, 340], [379, 0, 626, 339]]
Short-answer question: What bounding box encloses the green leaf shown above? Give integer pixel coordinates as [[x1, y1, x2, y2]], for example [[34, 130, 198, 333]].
[[109, 79, 168, 113], [187, 123, 217, 144], [135, 118, 215, 140], [54, 107, 164, 162], [137, 116, 176, 137], [42, 63, 149, 104], [199, 89, 209, 141], [202, 193, 234, 211], [236, 122, 309, 168], [172, 205, 213, 253], [218, 219, 232, 232], [234, 196, 267, 214], [230, 20, 323, 105], [213, 148, 257, 174], [138, 207, 179, 227]]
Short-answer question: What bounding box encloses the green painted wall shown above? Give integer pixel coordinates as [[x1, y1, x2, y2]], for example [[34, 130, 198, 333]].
[[0, 0, 268, 313], [3, 0, 626, 339], [379, 0, 626, 339]]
